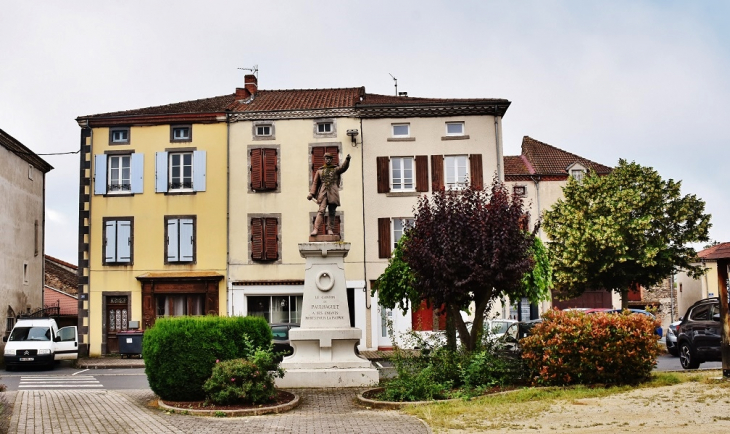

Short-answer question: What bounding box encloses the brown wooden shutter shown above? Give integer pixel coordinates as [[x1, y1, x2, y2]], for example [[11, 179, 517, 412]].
[[251, 218, 264, 260], [431, 155, 444, 191], [264, 217, 278, 260], [311, 146, 340, 179], [263, 148, 277, 190], [378, 218, 391, 258], [250, 149, 263, 190], [376, 157, 390, 193], [415, 155, 428, 192], [469, 154, 483, 190]]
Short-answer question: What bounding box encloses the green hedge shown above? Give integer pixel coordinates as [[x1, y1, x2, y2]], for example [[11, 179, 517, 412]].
[[521, 309, 661, 386], [143, 315, 272, 401]]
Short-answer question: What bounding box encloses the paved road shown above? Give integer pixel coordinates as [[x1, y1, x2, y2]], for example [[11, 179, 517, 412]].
[[2, 366, 149, 391], [654, 353, 723, 371]]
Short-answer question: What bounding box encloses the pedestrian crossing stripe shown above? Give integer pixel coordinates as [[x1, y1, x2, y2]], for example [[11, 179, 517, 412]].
[[19, 375, 103, 389]]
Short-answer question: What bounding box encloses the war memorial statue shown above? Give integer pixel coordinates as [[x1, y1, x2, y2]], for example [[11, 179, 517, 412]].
[[307, 152, 350, 236]]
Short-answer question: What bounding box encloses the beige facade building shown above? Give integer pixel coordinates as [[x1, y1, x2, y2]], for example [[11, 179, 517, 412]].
[[0, 128, 53, 338], [359, 95, 510, 348]]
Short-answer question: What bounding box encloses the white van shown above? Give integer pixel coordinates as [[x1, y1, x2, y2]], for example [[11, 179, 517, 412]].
[[3, 318, 79, 370]]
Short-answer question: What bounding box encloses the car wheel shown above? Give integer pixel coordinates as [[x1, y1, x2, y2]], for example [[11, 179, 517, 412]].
[[679, 342, 700, 369]]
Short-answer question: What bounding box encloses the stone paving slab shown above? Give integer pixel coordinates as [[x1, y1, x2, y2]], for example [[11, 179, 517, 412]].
[[4, 388, 431, 434]]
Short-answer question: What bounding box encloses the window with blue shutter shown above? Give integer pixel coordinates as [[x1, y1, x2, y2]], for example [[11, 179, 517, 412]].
[[94, 153, 144, 195], [166, 216, 196, 263], [156, 151, 206, 193], [102, 218, 133, 265]]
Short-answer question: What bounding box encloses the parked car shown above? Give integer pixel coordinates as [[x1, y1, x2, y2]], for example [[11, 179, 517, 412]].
[[484, 319, 518, 341], [676, 298, 723, 369], [3, 318, 79, 370], [270, 323, 299, 362], [665, 319, 682, 356]]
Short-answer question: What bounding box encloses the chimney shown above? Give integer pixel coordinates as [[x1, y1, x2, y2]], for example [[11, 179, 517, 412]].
[[244, 74, 258, 95], [235, 74, 258, 100]]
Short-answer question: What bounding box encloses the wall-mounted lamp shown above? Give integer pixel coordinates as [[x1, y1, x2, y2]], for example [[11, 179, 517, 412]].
[[347, 129, 359, 147]]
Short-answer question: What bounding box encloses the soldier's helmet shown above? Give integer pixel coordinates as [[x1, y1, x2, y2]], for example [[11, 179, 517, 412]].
[[323, 153, 333, 158]]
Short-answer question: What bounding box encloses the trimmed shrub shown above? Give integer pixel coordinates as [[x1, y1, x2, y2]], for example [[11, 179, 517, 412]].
[[143, 315, 272, 401], [521, 309, 661, 386], [460, 348, 523, 390], [203, 343, 284, 405]]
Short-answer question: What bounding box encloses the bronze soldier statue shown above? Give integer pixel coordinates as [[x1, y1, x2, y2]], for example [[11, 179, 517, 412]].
[[307, 152, 351, 236]]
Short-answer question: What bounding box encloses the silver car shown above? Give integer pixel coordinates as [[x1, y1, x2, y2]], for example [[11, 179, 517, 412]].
[[665, 320, 681, 356]]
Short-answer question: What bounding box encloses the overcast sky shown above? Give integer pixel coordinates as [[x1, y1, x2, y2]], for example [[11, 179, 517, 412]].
[[2, 1, 728, 265]]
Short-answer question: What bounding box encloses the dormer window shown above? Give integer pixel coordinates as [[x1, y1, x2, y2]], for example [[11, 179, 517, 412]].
[[570, 169, 585, 182], [110, 128, 130, 144], [171, 125, 192, 142]]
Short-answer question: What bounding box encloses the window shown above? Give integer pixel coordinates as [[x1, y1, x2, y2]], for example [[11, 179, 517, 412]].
[[377, 156, 428, 193], [156, 294, 204, 317], [392, 124, 410, 138], [250, 148, 278, 192], [103, 218, 133, 265], [253, 121, 275, 140], [28, 164, 34, 180], [34, 220, 39, 257], [94, 153, 144, 195], [23, 263, 29, 285], [392, 218, 414, 250], [446, 122, 464, 136], [165, 217, 195, 263], [571, 169, 585, 182], [110, 128, 130, 144], [390, 157, 414, 191], [247, 295, 303, 324], [170, 125, 192, 142], [513, 185, 527, 197], [444, 155, 469, 189], [317, 122, 332, 133], [155, 151, 206, 193], [310, 145, 340, 180], [250, 217, 279, 262], [108, 155, 131, 192]]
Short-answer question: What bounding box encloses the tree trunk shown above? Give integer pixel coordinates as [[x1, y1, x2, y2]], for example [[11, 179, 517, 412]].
[[620, 288, 629, 310], [445, 306, 457, 351]]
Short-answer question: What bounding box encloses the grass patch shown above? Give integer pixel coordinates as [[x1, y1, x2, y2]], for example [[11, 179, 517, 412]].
[[401, 371, 721, 432]]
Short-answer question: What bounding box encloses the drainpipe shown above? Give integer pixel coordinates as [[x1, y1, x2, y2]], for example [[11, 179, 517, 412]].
[[359, 116, 372, 350], [226, 111, 232, 316], [494, 114, 504, 181], [530, 175, 542, 237]]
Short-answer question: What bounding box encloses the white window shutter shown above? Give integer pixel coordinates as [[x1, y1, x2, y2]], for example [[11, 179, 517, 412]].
[[117, 221, 132, 263], [179, 219, 194, 261], [94, 154, 107, 195], [167, 219, 179, 262], [193, 151, 206, 192], [130, 153, 144, 194], [156, 152, 168, 193], [104, 220, 117, 262]]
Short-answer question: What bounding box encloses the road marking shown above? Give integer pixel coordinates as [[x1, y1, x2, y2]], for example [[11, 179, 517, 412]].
[[19, 375, 103, 389], [73, 369, 89, 376]]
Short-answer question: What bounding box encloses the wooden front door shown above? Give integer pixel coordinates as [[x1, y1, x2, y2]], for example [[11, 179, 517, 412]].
[[106, 296, 129, 354]]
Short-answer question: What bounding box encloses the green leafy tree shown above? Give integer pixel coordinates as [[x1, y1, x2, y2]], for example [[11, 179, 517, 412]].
[[375, 179, 550, 351], [543, 159, 711, 308]]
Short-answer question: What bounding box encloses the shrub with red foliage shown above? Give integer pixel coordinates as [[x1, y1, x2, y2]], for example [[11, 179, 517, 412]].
[[521, 309, 661, 386]]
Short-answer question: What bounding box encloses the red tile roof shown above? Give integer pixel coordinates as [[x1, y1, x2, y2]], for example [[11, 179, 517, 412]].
[[229, 88, 364, 112], [698, 243, 730, 260], [358, 93, 509, 106], [505, 136, 612, 178], [80, 94, 237, 119]]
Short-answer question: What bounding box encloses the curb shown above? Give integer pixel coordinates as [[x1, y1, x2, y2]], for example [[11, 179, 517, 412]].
[[157, 392, 300, 417], [356, 388, 459, 410]]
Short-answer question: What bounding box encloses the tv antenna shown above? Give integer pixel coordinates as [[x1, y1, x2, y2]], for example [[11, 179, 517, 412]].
[[238, 65, 258, 78], [389, 73, 397, 96]]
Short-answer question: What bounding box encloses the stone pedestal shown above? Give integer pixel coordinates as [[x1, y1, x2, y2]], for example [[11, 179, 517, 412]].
[[276, 242, 378, 388]]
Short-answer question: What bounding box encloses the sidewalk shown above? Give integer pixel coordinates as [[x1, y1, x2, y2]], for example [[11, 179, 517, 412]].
[[3, 388, 431, 434]]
